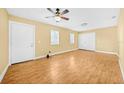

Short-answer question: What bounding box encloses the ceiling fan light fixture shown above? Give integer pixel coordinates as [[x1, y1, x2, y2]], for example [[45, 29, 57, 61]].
[[54, 16, 61, 22], [46, 8, 69, 22]]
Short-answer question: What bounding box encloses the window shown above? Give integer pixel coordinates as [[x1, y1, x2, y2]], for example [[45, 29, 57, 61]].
[[51, 30, 59, 45], [70, 33, 74, 44]]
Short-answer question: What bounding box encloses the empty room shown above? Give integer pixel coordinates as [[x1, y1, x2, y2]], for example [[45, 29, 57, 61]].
[[0, 8, 124, 84]]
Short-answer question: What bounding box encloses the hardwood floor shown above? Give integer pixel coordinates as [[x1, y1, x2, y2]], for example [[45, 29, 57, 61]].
[[1, 50, 123, 84]]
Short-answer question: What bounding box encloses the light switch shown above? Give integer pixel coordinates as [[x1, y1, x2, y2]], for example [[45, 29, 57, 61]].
[[38, 41, 41, 43]]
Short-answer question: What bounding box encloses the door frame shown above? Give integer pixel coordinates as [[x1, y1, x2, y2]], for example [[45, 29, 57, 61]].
[[9, 21, 35, 65], [78, 32, 96, 51]]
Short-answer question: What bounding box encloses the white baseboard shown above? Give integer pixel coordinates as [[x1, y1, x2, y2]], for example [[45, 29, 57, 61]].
[[0, 63, 10, 82], [95, 50, 118, 56], [79, 48, 95, 52], [34, 48, 79, 60], [33, 55, 46, 60], [118, 59, 124, 80], [79, 49, 118, 56], [51, 48, 79, 56]]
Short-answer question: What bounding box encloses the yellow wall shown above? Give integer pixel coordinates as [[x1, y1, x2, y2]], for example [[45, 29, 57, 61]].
[[0, 9, 9, 75], [79, 27, 118, 53], [9, 15, 78, 57], [118, 9, 124, 76]]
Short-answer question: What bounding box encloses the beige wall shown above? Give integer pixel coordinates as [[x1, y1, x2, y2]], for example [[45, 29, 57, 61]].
[[79, 27, 118, 53], [0, 9, 120, 80], [9, 15, 78, 57], [118, 9, 124, 76], [0, 9, 9, 75]]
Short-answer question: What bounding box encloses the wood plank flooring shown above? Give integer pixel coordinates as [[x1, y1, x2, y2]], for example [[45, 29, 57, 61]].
[[1, 50, 123, 84]]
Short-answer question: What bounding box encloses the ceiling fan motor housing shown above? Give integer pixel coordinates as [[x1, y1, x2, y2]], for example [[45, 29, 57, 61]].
[[56, 8, 60, 15]]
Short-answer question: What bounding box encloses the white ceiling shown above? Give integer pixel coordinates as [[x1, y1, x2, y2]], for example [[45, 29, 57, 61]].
[[7, 8, 120, 32]]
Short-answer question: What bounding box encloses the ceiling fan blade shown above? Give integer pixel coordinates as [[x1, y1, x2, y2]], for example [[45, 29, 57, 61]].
[[45, 16, 55, 18], [61, 9, 69, 15], [47, 8, 55, 14], [61, 16, 69, 20]]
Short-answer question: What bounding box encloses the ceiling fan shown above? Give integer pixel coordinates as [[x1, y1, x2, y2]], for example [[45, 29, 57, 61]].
[[45, 8, 69, 22]]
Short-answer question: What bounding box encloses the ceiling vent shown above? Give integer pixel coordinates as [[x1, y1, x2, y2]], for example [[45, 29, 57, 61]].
[[112, 16, 116, 19], [81, 23, 88, 26]]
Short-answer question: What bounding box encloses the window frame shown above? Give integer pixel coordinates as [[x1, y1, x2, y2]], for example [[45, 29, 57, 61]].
[[70, 33, 75, 44], [50, 30, 59, 45]]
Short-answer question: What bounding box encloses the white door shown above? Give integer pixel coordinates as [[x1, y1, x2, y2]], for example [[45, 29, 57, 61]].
[[78, 32, 95, 51], [10, 21, 35, 64]]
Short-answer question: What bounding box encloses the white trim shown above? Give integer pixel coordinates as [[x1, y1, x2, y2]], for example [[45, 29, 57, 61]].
[[95, 50, 118, 56], [51, 48, 78, 56], [79, 48, 95, 52], [79, 49, 118, 56], [34, 48, 79, 60], [9, 21, 11, 65], [0, 64, 10, 82], [118, 59, 124, 80], [9, 21, 36, 65], [33, 55, 46, 60]]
